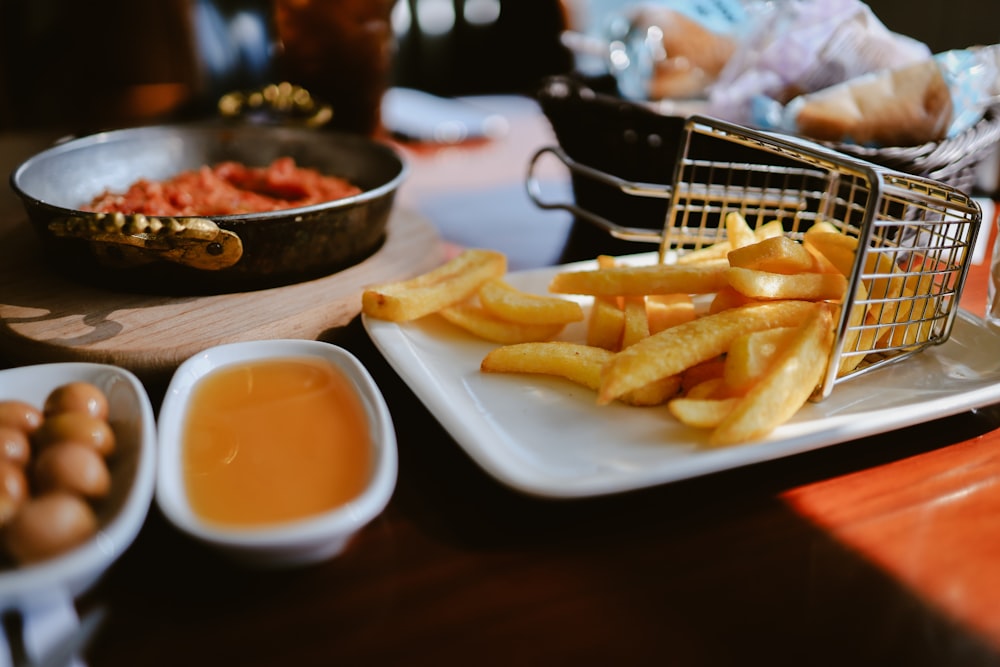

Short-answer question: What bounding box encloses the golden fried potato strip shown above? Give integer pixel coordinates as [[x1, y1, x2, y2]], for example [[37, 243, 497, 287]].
[[727, 236, 815, 275], [708, 286, 758, 314], [646, 294, 696, 333], [675, 217, 784, 265], [754, 219, 786, 240], [621, 296, 650, 348], [723, 326, 796, 394], [726, 267, 847, 301], [680, 358, 726, 394], [879, 273, 938, 348], [482, 341, 606, 388], [836, 281, 869, 376], [549, 262, 729, 297], [676, 240, 732, 265], [362, 248, 506, 322], [709, 303, 835, 446], [478, 278, 584, 325], [802, 231, 857, 277], [586, 296, 624, 350], [684, 377, 729, 399], [481, 342, 679, 406], [439, 303, 564, 344], [668, 397, 741, 429], [726, 211, 757, 249], [598, 300, 819, 405], [585, 256, 625, 350]]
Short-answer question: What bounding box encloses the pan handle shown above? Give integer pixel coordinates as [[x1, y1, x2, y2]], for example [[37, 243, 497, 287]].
[[525, 145, 669, 244], [47, 213, 243, 270]]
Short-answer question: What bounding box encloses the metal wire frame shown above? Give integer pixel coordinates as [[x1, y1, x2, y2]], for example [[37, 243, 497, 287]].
[[526, 115, 982, 400]]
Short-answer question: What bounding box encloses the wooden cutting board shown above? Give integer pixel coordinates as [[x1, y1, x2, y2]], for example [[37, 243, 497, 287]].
[[0, 207, 444, 387]]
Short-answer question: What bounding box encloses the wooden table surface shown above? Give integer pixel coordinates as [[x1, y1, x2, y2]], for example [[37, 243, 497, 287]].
[[3, 97, 1000, 667]]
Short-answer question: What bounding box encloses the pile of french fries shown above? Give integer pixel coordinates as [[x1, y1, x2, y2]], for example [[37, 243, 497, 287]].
[[362, 212, 935, 447]]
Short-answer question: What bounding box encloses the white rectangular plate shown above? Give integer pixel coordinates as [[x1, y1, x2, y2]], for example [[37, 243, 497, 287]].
[[363, 254, 1000, 499]]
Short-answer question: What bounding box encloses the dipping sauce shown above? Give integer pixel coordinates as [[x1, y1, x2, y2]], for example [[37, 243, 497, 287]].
[[182, 357, 372, 527], [85, 157, 362, 216]]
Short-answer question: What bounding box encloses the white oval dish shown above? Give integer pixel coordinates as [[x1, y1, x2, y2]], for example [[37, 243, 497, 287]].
[[0, 362, 156, 648], [156, 339, 397, 568]]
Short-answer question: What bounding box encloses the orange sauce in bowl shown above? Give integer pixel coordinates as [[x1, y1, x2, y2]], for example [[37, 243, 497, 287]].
[[182, 357, 372, 527]]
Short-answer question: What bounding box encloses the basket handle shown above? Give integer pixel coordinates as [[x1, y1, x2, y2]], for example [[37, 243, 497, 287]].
[[525, 145, 669, 244]]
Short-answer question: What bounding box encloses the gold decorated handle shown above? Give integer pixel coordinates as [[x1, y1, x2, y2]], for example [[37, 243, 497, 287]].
[[217, 81, 333, 129], [48, 213, 243, 270]]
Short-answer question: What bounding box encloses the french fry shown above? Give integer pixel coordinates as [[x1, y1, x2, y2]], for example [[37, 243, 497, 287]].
[[727, 235, 815, 274], [481, 342, 679, 406], [884, 273, 938, 347], [726, 266, 847, 301], [621, 296, 650, 348], [675, 217, 784, 265], [598, 300, 819, 405], [684, 377, 729, 399], [800, 232, 869, 375], [754, 219, 786, 240], [482, 341, 605, 389], [726, 211, 756, 249], [708, 286, 757, 314], [709, 303, 835, 446], [802, 232, 857, 277], [549, 261, 730, 297], [863, 250, 907, 324], [585, 255, 624, 350], [375, 223, 940, 448], [646, 293, 696, 333], [805, 220, 842, 235], [622, 377, 682, 406], [676, 239, 731, 265], [723, 326, 796, 394], [680, 358, 726, 395], [836, 281, 870, 376], [803, 238, 845, 275], [362, 248, 506, 322], [586, 297, 624, 350], [439, 303, 564, 344], [668, 397, 740, 429], [478, 278, 584, 325]]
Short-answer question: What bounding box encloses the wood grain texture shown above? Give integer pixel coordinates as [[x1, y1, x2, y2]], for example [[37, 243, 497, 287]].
[[0, 208, 444, 385]]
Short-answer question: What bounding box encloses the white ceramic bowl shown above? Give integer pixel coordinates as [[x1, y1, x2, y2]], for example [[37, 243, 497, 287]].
[[156, 339, 397, 568], [0, 362, 156, 613]]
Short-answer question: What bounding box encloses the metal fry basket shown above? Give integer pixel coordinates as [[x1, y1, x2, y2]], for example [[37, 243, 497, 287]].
[[527, 115, 982, 400]]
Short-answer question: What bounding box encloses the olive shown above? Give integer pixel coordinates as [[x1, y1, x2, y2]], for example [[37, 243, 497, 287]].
[[43, 382, 109, 421], [32, 441, 111, 499], [3, 492, 98, 564], [32, 412, 115, 457], [0, 427, 30, 467], [0, 401, 43, 436], [0, 461, 28, 526]]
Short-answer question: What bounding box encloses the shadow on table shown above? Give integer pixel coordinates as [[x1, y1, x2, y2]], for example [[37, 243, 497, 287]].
[[79, 317, 1000, 667]]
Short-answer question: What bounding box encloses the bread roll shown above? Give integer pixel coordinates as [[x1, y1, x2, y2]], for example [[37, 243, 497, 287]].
[[792, 58, 952, 146], [630, 7, 737, 100]]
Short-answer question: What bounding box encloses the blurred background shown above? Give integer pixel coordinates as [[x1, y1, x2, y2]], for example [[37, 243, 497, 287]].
[[0, 0, 1000, 132], [0, 0, 570, 133], [0, 0, 995, 133]]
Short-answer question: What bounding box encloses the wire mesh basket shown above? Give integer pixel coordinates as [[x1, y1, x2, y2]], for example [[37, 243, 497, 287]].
[[527, 114, 983, 400]]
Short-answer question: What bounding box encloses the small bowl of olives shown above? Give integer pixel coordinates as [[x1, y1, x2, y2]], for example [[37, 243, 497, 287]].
[[0, 362, 156, 613]]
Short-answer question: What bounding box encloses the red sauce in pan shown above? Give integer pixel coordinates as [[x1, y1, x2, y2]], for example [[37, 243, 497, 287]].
[[85, 157, 362, 216]]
